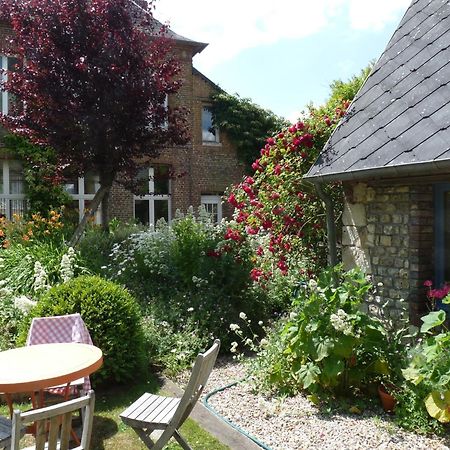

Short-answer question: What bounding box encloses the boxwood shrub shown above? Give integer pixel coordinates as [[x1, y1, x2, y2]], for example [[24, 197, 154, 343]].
[[22, 275, 146, 385]]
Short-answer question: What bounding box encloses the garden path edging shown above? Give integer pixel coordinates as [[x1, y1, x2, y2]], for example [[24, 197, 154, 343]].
[[162, 377, 261, 450]]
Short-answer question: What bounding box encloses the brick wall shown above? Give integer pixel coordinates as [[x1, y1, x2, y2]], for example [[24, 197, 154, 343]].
[[342, 182, 433, 325], [0, 20, 245, 223], [109, 48, 245, 221]]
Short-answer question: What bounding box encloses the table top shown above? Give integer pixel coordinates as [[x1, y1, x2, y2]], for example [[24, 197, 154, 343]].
[[0, 343, 103, 393]]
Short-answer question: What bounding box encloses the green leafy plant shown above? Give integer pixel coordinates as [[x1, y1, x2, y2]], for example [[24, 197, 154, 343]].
[[400, 306, 450, 426], [249, 266, 390, 396], [210, 92, 288, 168], [106, 211, 272, 350], [0, 241, 85, 295], [2, 134, 71, 216], [21, 275, 146, 385]]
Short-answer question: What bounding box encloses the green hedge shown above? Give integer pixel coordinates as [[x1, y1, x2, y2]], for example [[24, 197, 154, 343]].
[[22, 275, 146, 385]]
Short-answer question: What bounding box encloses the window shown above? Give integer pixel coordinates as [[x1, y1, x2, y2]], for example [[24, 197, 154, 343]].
[[134, 166, 171, 226], [202, 107, 219, 143], [64, 173, 101, 223], [201, 195, 222, 223], [1, 55, 18, 115], [0, 160, 27, 219]]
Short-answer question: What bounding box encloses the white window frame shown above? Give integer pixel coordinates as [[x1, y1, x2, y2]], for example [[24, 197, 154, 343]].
[[133, 167, 171, 226], [0, 160, 27, 219], [202, 107, 220, 144], [1, 55, 9, 115], [201, 195, 222, 223], [65, 175, 102, 224]]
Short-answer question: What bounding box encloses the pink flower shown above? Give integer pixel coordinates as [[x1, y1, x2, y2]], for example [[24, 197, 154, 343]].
[[266, 137, 275, 145], [424, 280, 433, 287], [245, 176, 255, 185]]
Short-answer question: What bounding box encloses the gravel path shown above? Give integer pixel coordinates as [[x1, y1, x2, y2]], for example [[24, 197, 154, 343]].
[[195, 358, 450, 450]]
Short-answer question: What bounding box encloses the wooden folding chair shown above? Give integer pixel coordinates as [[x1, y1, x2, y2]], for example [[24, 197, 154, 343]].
[[4, 390, 95, 450], [0, 416, 13, 450], [120, 339, 220, 450]]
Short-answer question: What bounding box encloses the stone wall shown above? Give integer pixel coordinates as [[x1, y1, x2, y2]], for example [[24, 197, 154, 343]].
[[342, 182, 433, 325]]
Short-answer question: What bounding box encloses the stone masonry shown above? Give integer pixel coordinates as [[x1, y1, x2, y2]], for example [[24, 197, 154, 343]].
[[342, 182, 433, 326]]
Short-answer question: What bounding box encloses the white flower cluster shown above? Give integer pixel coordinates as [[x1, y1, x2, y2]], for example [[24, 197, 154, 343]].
[[330, 309, 357, 336], [14, 295, 37, 314], [0, 279, 11, 297], [229, 323, 240, 331], [33, 261, 49, 292], [230, 341, 238, 353], [60, 247, 76, 283]]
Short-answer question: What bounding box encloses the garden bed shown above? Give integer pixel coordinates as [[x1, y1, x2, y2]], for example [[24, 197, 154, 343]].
[[200, 359, 450, 450]]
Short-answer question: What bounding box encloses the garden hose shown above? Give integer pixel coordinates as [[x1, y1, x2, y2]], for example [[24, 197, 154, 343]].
[[203, 379, 273, 450]]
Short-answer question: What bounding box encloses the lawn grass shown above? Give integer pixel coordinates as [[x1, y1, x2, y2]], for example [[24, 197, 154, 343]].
[[0, 372, 229, 450]]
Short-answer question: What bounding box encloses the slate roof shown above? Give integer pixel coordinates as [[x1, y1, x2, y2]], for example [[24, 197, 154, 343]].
[[129, 0, 207, 55], [305, 0, 450, 182]]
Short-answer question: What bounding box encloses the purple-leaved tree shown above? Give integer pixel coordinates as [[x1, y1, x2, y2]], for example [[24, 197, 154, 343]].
[[0, 0, 189, 244]]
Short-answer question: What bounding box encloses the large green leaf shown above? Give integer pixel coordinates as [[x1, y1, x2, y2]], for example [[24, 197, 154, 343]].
[[298, 362, 321, 389], [314, 339, 334, 362], [401, 367, 423, 385], [420, 311, 446, 333], [333, 335, 356, 358], [425, 390, 450, 423], [322, 356, 344, 386]]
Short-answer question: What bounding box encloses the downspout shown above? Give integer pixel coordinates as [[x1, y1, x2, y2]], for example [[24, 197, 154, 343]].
[[313, 181, 338, 268]]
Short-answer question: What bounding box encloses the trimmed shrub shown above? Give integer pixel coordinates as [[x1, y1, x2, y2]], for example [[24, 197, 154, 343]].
[[22, 275, 146, 385]]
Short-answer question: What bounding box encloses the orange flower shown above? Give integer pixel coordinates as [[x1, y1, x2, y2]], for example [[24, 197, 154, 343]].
[[3, 240, 10, 248], [22, 235, 30, 241], [0, 230, 4, 237]]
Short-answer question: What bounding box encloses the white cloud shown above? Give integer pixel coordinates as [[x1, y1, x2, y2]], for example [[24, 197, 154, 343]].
[[153, 0, 411, 70]]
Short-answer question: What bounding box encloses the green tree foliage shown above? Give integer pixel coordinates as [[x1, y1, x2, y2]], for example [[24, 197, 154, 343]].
[[3, 134, 71, 217], [225, 64, 373, 278], [210, 92, 289, 168]]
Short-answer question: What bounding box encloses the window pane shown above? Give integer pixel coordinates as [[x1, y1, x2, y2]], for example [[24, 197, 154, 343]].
[[154, 200, 168, 223], [154, 166, 169, 195], [202, 107, 218, 142], [135, 168, 149, 195], [203, 203, 218, 223], [9, 162, 24, 194], [10, 199, 26, 218], [135, 199, 149, 225], [0, 199, 6, 218], [84, 173, 98, 195], [64, 179, 79, 195]]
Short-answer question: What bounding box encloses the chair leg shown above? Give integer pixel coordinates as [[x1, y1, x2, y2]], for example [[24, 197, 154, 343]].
[[133, 427, 156, 449], [173, 430, 193, 450]]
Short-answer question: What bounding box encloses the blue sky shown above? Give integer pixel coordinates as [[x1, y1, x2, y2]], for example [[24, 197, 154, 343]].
[[154, 0, 411, 122]]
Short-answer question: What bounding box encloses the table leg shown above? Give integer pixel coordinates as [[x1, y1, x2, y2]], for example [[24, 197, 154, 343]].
[[5, 393, 13, 419]]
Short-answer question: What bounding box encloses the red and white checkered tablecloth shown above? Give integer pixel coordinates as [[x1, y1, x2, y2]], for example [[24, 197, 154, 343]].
[[26, 314, 93, 392]]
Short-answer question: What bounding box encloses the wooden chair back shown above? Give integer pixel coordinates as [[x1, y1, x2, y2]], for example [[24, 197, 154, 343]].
[[11, 390, 95, 450], [171, 339, 220, 428]]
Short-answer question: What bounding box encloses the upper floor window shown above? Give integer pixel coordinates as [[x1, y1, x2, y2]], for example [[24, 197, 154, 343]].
[[202, 107, 219, 143], [64, 172, 101, 224], [0, 160, 27, 219], [134, 165, 171, 226], [201, 195, 222, 223], [1, 55, 18, 115]]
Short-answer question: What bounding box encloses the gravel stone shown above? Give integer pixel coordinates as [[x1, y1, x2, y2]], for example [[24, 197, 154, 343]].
[[189, 358, 450, 450]]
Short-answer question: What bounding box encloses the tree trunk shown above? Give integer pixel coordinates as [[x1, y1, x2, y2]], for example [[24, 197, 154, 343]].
[[68, 183, 112, 247]]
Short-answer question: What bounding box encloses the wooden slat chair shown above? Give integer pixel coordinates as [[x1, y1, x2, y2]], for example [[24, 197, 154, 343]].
[[0, 415, 12, 449], [120, 339, 220, 450], [7, 390, 95, 450]]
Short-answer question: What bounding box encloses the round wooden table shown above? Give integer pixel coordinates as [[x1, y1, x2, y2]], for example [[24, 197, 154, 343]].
[[0, 343, 103, 394]]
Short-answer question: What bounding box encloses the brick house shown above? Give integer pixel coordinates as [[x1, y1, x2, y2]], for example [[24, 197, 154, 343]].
[[0, 11, 245, 225], [305, 0, 450, 324]]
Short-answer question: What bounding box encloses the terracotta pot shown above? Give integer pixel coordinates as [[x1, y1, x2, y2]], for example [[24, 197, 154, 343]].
[[378, 384, 397, 413]]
